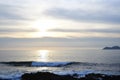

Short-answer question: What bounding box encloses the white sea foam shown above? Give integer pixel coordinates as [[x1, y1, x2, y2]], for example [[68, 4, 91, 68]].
[[0, 72, 22, 80], [53, 70, 94, 78]]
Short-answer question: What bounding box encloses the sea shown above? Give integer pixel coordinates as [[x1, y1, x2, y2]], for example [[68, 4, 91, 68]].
[[0, 49, 120, 80]]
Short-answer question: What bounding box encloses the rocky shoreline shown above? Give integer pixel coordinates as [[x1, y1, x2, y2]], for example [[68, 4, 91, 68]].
[[21, 72, 120, 80]]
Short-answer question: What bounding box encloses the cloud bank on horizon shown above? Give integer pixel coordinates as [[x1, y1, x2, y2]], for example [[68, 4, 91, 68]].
[[0, 0, 120, 49]]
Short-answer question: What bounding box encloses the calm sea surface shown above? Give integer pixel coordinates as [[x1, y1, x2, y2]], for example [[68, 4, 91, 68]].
[[0, 49, 120, 79]]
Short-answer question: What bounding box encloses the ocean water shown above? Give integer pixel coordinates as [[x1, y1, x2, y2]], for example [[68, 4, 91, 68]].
[[0, 49, 120, 79]]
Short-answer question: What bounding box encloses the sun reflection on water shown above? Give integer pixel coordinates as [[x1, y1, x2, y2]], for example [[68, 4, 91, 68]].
[[37, 50, 49, 62]]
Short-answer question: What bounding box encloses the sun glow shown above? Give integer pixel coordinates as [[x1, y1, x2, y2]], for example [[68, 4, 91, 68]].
[[32, 18, 59, 37], [37, 50, 49, 62]]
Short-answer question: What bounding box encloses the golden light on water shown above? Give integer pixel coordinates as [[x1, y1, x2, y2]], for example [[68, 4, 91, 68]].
[[37, 50, 49, 62]]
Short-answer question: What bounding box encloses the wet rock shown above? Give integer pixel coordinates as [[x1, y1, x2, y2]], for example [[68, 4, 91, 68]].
[[21, 72, 120, 80], [21, 72, 78, 80]]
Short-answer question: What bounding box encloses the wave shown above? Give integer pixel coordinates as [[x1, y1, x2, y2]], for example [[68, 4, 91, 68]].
[[31, 62, 74, 67], [0, 61, 76, 67], [0, 61, 32, 67], [0, 61, 119, 67], [0, 61, 120, 80]]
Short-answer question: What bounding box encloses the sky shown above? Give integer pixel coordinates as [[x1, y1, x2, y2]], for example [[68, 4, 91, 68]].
[[0, 0, 120, 50]]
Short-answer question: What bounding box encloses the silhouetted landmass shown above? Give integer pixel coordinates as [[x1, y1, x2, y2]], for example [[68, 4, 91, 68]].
[[103, 46, 120, 50], [21, 72, 120, 80]]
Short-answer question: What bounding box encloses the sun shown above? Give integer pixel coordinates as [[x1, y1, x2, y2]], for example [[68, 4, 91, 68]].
[[32, 18, 59, 37], [35, 20, 49, 32]]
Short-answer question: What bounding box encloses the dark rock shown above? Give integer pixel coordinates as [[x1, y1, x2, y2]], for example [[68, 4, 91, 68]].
[[21, 72, 78, 80], [84, 73, 120, 80], [103, 46, 120, 50], [21, 72, 120, 80]]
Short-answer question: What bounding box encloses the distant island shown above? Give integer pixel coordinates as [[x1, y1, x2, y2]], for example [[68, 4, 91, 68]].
[[103, 46, 120, 50]]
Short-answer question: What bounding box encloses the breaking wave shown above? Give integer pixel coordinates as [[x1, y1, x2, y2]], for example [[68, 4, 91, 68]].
[[0, 61, 119, 67], [0, 61, 76, 67], [0, 61, 120, 80]]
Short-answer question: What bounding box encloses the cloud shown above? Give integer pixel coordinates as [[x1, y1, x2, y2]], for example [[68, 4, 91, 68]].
[[45, 8, 120, 24], [0, 0, 120, 38], [49, 28, 120, 33], [0, 28, 37, 33], [0, 4, 28, 20], [1, 0, 120, 27], [44, 0, 120, 24], [0, 3, 34, 27]]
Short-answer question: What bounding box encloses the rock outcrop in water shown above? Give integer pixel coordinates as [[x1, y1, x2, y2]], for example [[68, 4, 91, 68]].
[[103, 46, 120, 50], [21, 72, 120, 80]]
